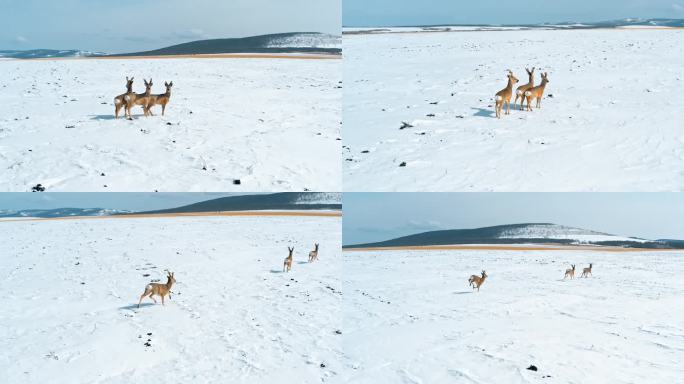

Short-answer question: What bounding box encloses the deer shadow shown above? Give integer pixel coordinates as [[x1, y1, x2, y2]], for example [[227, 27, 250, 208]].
[[269, 269, 285, 274], [453, 291, 473, 295], [296, 261, 309, 265], [89, 114, 146, 121], [471, 107, 495, 118], [119, 302, 154, 311]]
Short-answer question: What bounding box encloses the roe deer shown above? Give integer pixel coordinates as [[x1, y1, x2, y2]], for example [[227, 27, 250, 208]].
[[283, 246, 294, 272], [308, 243, 319, 263], [514, 67, 535, 110], [137, 271, 176, 308], [468, 270, 488, 292], [114, 77, 134, 118], [564, 264, 576, 279], [580, 263, 593, 278], [494, 70, 519, 118], [145, 81, 173, 116], [524, 72, 549, 111], [123, 78, 154, 119]]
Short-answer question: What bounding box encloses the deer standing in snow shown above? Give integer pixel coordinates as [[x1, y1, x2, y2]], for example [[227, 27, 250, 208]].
[[524, 72, 549, 111], [308, 243, 319, 263], [114, 77, 134, 118], [283, 246, 294, 272], [145, 81, 173, 116], [124, 78, 154, 119], [137, 271, 176, 308], [494, 70, 519, 118], [580, 263, 593, 278], [564, 264, 576, 279], [468, 270, 488, 292], [514, 67, 535, 110]]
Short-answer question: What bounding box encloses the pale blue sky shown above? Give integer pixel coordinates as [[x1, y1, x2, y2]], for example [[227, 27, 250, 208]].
[[343, 193, 684, 245], [0, 193, 240, 212], [343, 0, 684, 27], [0, 0, 340, 53]]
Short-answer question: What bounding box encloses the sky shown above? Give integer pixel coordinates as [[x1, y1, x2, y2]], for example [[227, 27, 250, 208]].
[[0, 193, 242, 212], [0, 0, 340, 53], [343, 193, 684, 245], [343, 0, 684, 26]]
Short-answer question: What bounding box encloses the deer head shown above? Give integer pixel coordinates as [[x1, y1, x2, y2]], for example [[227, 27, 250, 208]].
[[507, 70, 519, 85], [125, 76, 134, 91], [164, 81, 174, 93], [482, 270, 487, 278], [167, 271, 176, 285], [315, 243, 319, 251], [541, 72, 549, 84], [143, 78, 153, 93], [287, 246, 294, 257]]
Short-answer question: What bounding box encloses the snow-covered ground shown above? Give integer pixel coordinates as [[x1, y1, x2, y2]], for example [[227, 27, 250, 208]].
[[0, 214, 342, 383], [343, 29, 684, 191], [341, 248, 684, 383], [0, 56, 341, 191]]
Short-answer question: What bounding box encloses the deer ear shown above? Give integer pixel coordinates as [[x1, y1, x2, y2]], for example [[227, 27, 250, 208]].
[[170, 81, 173, 86]]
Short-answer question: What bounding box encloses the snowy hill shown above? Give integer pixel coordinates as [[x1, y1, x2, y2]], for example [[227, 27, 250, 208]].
[[0, 49, 105, 59], [0, 208, 128, 218], [136, 193, 341, 214], [344, 223, 681, 249]]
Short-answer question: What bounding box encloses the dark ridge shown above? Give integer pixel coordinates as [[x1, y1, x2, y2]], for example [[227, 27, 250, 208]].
[[122, 192, 341, 215], [343, 223, 684, 249], [108, 33, 341, 57]]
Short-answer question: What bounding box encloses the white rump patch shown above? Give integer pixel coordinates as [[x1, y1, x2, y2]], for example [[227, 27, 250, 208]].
[[495, 95, 503, 101], [124, 95, 131, 102], [114, 99, 121, 105], [516, 90, 523, 95], [524, 91, 532, 96]]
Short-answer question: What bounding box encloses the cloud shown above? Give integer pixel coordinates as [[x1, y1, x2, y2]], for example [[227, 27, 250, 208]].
[[174, 28, 211, 40], [15, 35, 27, 43]]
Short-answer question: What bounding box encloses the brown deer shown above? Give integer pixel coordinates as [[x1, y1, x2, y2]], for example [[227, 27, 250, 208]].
[[114, 77, 134, 118], [137, 271, 176, 308], [124, 78, 154, 119], [145, 81, 173, 116], [514, 67, 535, 110], [283, 246, 294, 272], [308, 243, 319, 263], [580, 263, 593, 278], [468, 270, 488, 292], [564, 264, 576, 279], [524, 72, 549, 111], [494, 70, 519, 118]]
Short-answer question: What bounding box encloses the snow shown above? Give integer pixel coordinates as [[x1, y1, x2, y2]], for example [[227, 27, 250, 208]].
[[266, 33, 342, 49], [497, 224, 648, 243], [0, 214, 342, 383], [342, 248, 684, 383], [343, 28, 684, 191], [0, 56, 341, 192]]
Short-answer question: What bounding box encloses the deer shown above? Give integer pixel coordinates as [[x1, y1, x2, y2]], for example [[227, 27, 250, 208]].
[[564, 264, 576, 279], [137, 271, 176, 308], [514, 67, 535, 110], [114, 77, 134, 118], [308, 243, 319, 263], [494, 70, 519, 119], [124, 78, 154, 119], [524, 72, 549, 111], [283, 246, 294, 272], [145, 81, 173, 116], [468, 270, 488, 292], [580, 263, 593, 278]]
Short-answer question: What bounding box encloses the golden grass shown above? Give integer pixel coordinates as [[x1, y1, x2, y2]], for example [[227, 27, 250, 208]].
[[0, 210, 341, 223], [24, 53, 340, 61], [344, 244, 679, 253]]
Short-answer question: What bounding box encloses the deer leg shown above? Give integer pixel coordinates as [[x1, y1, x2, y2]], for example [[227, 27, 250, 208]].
[[161, 294, 165, 306], [149, 292, 157, 304], [162, 105, 166, 116]]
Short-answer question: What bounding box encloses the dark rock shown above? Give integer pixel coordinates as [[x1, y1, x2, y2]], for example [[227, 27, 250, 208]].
[[31, 184, 45, 192], [233, 179, 241, 185], [399, 162, 407, 167], [399, 121, 413, 130], [526, 365, 538, 371]]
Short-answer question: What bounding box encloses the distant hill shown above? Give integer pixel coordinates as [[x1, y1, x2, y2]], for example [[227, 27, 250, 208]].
[[0, 208, 128, 218], [0, 49, 105, 59], [112, 33, 341, 57], [127, 192, 341, 215], [344, 223, 684, 249]]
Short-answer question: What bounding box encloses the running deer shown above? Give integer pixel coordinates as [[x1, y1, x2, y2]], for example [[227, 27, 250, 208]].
[[114, 77, 134, 118], [514, 67, 535, 110], [145, 81, 173, 116], [564, 264, 576, 279], [524, 72, 549, 111], [283, 246, 294, 272], [308, 243, 319, 263], [494, 70, 519, 118], [468, 270, 488, 292], [580, 263, 593, 278], [137, 271, 176, 308], [124, 78, 154, 119]]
